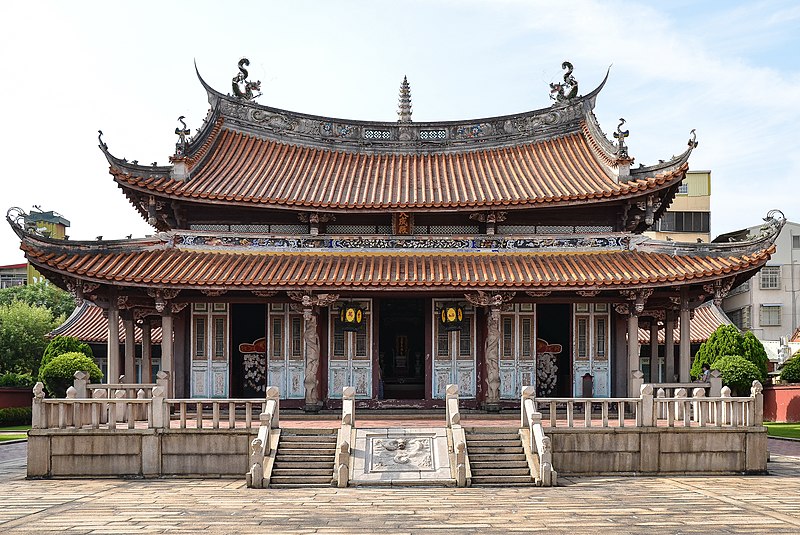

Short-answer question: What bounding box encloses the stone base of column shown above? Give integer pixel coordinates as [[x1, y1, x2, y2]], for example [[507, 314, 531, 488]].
[[483, 402, 501, 413], [303, 402, 323, 413]]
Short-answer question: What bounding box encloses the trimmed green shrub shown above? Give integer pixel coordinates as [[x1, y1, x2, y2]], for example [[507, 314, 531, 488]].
[[39, 336, 93, 382], [691, 324, 768, 382], [0, 372, 36, 389], [711, 355, 761, 396], [780, 355, 800, 383], [0, 407, 32, 426], [40, 352, 102, 398]]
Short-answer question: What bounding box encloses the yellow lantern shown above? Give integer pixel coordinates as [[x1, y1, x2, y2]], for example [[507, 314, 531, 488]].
[[439, 302, 464, 332], [339, 302, 364, 332]]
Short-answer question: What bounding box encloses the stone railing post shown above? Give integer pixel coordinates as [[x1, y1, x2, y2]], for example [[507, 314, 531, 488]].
[[639, 383, 654, 427], [631, 370, 645, 400], [720, 386, 731, 425], [692, 388, 707, 426], [445, 384, 460, 427], [73, 371, 89, 398], [750, 380, 763, 426], [656, 388, 666, 421], [674, 387, 687, 424], [709, 369, 722, 397], [156, 370, 171, 400], [266, 385, 280, 428], [151, 385, 166, 429], [32, 382, 46, 429], [521, 385, 536, 428]]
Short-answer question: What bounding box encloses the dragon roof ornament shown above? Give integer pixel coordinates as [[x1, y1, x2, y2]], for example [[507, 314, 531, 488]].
[[550, 61, 579, 106], [231, 58, 261, 101]]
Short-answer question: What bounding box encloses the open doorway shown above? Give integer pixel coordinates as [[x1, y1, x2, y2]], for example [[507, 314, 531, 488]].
[[378, 299, 426, 399]]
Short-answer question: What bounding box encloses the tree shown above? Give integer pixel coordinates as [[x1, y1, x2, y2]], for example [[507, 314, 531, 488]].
[[691, 325, 742, 378], [711, 355, 761, 396], [0, 301, 57, 375], [691, 324, 768, 383], [40, 352, 103, 397], [39, 336, 93, 382], [0, 280, 75, 321]]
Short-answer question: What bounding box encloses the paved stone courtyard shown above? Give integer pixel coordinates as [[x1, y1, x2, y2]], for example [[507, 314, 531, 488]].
[[1, 439, 800, 534]]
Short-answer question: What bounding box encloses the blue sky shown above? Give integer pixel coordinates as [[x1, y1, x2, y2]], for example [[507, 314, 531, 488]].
[[1, 0, 799, 264]]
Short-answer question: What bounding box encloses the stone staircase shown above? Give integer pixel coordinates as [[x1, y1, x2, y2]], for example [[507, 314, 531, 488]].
[[269, 428, 338, 488], [464, 426, 535, 487]]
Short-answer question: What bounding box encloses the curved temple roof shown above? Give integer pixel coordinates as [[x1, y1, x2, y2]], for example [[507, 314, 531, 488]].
[[11, 213, 782, 293], [102, 64, 694, 215]]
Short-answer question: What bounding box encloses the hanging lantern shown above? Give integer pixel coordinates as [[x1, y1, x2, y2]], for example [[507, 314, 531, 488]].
[[439, 302, 464, 332], [339, 302, 364, 332]]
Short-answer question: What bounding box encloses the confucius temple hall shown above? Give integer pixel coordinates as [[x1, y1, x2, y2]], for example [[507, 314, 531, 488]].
[[9, 61, 781, 411]]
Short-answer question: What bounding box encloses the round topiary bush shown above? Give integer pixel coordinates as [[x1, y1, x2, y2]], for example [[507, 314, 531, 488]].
[[780, 355, 800, 383], [711, 355, 761, 396], [40, 352, 103, 398], [39, 336, 93, 382]]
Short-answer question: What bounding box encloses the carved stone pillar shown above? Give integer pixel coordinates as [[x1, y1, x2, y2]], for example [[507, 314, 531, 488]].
[[664, 310, 675, 383], [649, 319, 659, 383], [485, 305, 502, 410], [123, 315, 136, 384], [627, 312, 639, 396], [142, 321, 152, 384], [106, 303, 120, 384], [302, 307, 322, 411], [679, 289, 691, 382], [288, 292, 339, 411], [161, 313, 174, 393]]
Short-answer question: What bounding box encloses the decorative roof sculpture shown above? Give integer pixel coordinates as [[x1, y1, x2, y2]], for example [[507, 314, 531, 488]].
[[397, 75, 412, 123], [231, 58, 261, 101]]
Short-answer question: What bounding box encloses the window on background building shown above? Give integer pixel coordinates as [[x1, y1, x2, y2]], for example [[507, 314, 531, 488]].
[[728, 306, 751, 330], [657, 211, 710, 233], [729, 281, 750, 295], [760, 305, 781, 327], [677, 183, 689, 194], [760, 266, 781, 289], [793, 235, 800, 249]]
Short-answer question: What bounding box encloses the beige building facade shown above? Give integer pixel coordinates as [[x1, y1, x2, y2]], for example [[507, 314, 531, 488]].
[[646, 170, 711, 243]]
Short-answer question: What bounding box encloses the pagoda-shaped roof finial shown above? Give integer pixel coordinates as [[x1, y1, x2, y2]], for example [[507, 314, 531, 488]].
[[397, 75, 412, 123]]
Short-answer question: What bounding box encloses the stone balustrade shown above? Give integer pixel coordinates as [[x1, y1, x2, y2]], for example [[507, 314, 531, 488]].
[[334, 386, 355, 488], [246, 386, 280, 489], [521, 386, 556, 486], [445, 384, 467, 487]]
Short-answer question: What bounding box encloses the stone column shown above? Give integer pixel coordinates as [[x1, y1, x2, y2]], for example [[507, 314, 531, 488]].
[[664, 310, 675, 383], [484, 305, 502, 410], [679, 290, 691, 382], [627, 312, 639, 396], [142, 321, 152, 384], [161, 313, 174, 395], [302, 306, 322, 411], [123, 315, 136, 383], [649, 319, 659, 383], [107, 303, 120, 384]]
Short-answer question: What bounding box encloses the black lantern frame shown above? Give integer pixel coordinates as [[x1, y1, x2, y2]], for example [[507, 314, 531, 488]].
[[439, 302, 464, 332], [338, 302, 364, 332]]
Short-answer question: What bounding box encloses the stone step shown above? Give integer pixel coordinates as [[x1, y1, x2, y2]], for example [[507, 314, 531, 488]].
[[271, 461, 334, 470], [277, 441, 337, 450], [466, 439, 522, 447], [271, 468, 334, 476], [470, 466, 531, 476], [270, 475, 333, 486], [465, 433, 520, 441], [467, 446, 524, 454], [280, 435, 338, 443], [276, 454, 335, 463], [468, 453, 526, 462], [281, 428, 339, 436], [470, 475, 534, 486], [470, 481, 536, 487], [269, 482, 334, 489], [470, 460, 529, 470], [464, 427, 519, 434]]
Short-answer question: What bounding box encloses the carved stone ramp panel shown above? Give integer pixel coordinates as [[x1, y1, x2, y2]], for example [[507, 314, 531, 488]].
[[350, 428, 453, 486]]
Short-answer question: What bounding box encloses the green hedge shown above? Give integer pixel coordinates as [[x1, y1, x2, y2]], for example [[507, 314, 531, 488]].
[[0, 407, 32, 426], [781, 355, 800, 383], [40, 352, 103, 398], [0, 372, 36, 389], [712, 355, 761, 396]]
